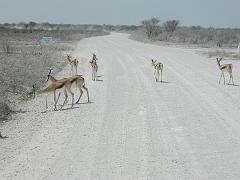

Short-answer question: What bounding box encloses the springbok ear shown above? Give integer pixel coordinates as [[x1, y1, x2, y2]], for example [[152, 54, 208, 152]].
[[219, 57, 223, 61]]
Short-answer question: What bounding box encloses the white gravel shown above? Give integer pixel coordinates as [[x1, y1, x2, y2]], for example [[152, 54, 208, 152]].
[[1, 33, 240, 180]]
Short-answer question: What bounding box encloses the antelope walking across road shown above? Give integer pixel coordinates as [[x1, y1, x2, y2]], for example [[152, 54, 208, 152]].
[[216, 57, 234, 85], [33, 69, 90, 111], [89, 53, 98, 81], [67, 55, 78, 75], [151, 59, 163, 82]]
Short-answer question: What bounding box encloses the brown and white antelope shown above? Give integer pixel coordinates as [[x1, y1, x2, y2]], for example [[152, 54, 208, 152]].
[[151, 59, 163, 82], [216, 57, 234, 85], [67, 55, 78, 75], [33, 69, 90, 111], [89, 53, 98, 81], [46, 69, 90, 108], [33, 80, 63, 111]]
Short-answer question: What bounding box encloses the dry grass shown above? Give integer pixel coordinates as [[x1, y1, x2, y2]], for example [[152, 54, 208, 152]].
[[207, 49, 240, 58], [0, 27, 108, 123], [130, 27, 240, 48], [196, 48, 240, 59]]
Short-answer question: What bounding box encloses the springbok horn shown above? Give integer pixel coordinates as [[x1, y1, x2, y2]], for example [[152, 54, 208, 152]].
[[32, 83, 36, 99], [46, 69, 52, 82]]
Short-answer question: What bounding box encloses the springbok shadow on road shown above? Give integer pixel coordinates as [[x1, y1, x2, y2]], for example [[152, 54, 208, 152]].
[[95, 75, 104, 81], [77, 101, 93, 105], [158, 80, 170, 84], [227, 83, 239, 87], [59, 106, 80, 111], [41, 101, 92, 113], [41, 106, 80, 113]]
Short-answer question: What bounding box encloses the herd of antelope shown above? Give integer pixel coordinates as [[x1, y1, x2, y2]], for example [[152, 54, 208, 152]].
[[32, 52, 234, 112], [0, 52, 236, 139], [33, 53, 98, 111]]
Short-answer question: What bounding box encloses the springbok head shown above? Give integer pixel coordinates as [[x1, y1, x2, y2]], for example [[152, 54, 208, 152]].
[[151, 59, 157, 66], [92, 53, 98, 60], [216, 57, 223, 65], [67, 54, 72, 61]]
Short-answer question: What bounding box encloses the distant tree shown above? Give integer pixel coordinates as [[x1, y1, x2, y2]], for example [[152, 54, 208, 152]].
[[163, 20, 179, 33], [40, 22, 51, 30], [141, 17, 160, 39], [3, 23, 10, 27], [48, 23, 55, 30], [190, 25, 202, 30], [11, 23, 16, 28], [29, 21, 37, 32], [24, 23, 29, 31], [17, 22, 26, 28]]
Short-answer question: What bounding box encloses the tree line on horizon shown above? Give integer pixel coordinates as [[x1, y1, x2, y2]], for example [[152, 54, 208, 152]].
[[140, 17, 240, 47], [1, 20, 240, 47]]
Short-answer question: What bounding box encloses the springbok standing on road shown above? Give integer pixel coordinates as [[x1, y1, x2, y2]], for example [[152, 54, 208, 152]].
[[151, 59, 163, 82], [33, 69, 90, 111], [216, 57, 234, 85], [67, 55, 78, 75], [89, 53, 98, 81]]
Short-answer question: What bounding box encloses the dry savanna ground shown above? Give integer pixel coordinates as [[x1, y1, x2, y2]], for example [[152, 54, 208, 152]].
[[0, 26, 108, 123]]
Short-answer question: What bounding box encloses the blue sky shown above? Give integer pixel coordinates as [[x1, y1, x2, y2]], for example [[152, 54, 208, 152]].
[[0, 0, 239, 27]]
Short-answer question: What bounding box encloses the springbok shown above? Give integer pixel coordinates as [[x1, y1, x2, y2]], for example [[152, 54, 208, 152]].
[[46, 69, 90, 108], [89, 53, 98, 81], [33, 70, 90, 111], [151, 59, 163, 82], [67, 55, 78, 75], [216, 57, 234, 85], [92, 53, 98, 72]]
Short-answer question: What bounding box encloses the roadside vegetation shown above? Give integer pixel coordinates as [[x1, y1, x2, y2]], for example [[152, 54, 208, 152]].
[[129, 17, 240, 58], [0, 22, 108, 123]]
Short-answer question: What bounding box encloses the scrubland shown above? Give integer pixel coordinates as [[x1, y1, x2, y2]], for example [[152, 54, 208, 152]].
[[0, 25, 108, 122]]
